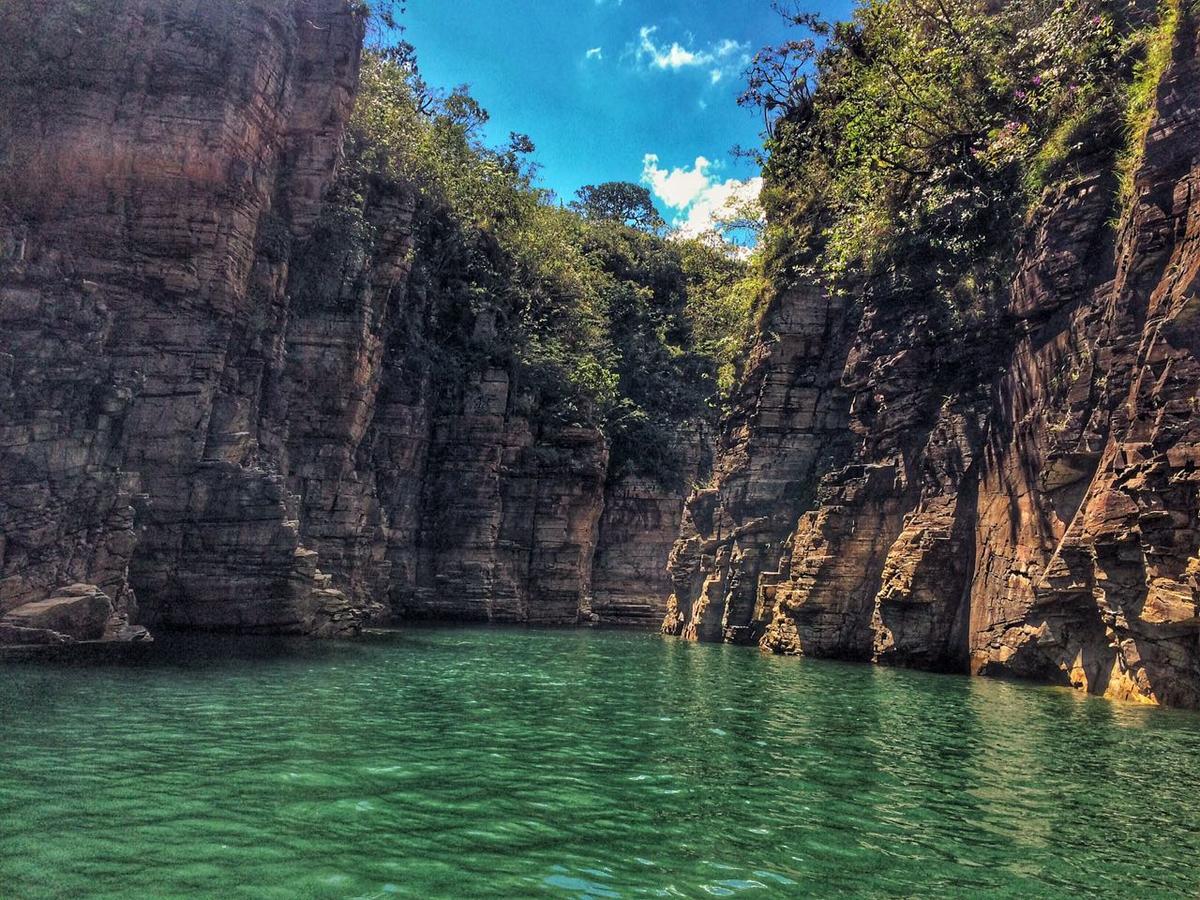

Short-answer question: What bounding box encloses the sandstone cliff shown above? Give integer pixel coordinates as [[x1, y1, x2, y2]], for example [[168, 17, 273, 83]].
[[8, 0, 1197, 713], [0, 0, 696, 642], [665, 11, 1200, 708]]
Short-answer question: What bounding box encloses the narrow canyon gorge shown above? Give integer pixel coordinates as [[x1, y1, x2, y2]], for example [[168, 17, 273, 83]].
[[1, 0, 1199, 710]]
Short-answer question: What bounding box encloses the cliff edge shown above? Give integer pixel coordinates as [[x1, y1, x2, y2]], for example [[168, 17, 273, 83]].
[[0, 0, 699, 642]]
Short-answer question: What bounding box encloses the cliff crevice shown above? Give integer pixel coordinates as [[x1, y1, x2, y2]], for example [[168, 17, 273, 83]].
[[666, 8, 1200, 708]]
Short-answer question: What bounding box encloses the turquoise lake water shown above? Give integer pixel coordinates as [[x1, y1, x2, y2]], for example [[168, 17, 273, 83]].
[[1, 626, 1199, 898]]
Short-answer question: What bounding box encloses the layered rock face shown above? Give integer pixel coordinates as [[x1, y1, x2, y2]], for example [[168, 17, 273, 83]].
[[592, 426, 711, 626], [1, 0, 370, 639], [666, 14, 1200, 707], [970, 14, 1200, 707], [0, 0, 695, 642]]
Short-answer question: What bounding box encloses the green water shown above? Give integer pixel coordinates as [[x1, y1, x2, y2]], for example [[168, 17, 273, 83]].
[[2, 628, 1199, 898]]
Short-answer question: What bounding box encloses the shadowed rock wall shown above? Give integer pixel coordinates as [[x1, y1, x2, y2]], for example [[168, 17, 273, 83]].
[[0, 0, 696, 642], [1, 0, 370, 639]]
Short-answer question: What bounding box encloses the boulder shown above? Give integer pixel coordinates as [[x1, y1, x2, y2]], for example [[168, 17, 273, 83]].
[[1, 584, 115, 642]]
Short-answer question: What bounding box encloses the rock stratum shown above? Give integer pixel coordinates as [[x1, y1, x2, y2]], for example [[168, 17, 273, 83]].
[[666, 12, 1200, 707], [3, 0, 1199, 711], [0, 0, 694, 642]]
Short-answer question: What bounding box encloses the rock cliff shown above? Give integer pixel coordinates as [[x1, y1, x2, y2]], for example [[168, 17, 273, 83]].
[[7, 0, 1198, 711], [665, 10, 1200, 708], [0, 0, 695, 642]]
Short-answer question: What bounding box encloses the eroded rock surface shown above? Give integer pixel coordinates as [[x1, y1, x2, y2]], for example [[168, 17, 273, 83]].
[[0, 582, 152, 645], [0, 0, 697, 640], [666, 14, 1200, 707], [592, 426, 711, 627], [0, 0, 370, 638]]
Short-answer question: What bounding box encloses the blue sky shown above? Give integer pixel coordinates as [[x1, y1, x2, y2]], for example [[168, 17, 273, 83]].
[[399, 0, 854, 235]]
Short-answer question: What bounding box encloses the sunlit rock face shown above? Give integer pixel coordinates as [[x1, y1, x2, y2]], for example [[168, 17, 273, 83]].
[[969, 14, 1200, 708], [0, 0, 700, 640], [665, 16, 1200, 708]]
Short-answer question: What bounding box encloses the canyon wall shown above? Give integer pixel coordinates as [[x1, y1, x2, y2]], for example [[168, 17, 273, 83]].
[[6, 0, 1196, 710], [665, 12, 1200, 707], [0, 0, 692, 643]]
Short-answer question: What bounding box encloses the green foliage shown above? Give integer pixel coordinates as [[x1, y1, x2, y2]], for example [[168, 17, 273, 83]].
[[738, 5, 830, 141], [257, 211, 292, 264], [1116, 0, 1181, 207], [290, 205, 373, 314], [754, 0, 1154, 288], [354, 1, 407, 40], [678, 240, 764, 393], [349, 52, 536, 235], [344, 51, 756, 484], [571, 182, 667, 233]]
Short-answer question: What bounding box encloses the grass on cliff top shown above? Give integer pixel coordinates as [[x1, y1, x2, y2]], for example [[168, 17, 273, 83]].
[[1116, 0, 1182, 210], [733, 0, 1170, 365]]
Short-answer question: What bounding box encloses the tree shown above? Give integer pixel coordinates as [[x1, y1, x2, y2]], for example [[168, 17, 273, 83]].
[[345, 50, 742, 484], [357, 1, 408, 47], [442, 87, 490, 137], [738, 7, 831, 140], [571, 182, 666, 233]]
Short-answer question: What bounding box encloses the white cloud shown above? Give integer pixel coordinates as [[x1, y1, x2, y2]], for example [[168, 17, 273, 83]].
[[642, 154, 714, 209], [634, 27, 748, 78], [637, 27, 699, 69], [586, 47, 603, 60], [641, 154, 763, 239], [713, 39, 743, 58]]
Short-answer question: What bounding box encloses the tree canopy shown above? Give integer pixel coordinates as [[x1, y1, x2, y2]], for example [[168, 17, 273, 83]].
[[571, 182, 667, 234], [742, 0, 1155, 301], [337, 50, 756, 484]]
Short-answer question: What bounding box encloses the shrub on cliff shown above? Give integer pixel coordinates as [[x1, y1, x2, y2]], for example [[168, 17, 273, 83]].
[[339, 49, 750, 484], [750, 0, 1155, 291]]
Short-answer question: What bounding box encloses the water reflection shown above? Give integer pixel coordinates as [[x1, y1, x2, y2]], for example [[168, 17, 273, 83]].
[[1, 628, 1198, 898]]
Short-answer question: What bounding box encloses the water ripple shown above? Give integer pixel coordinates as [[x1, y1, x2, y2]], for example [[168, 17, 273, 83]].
[[1, 627, 1199, 898]]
